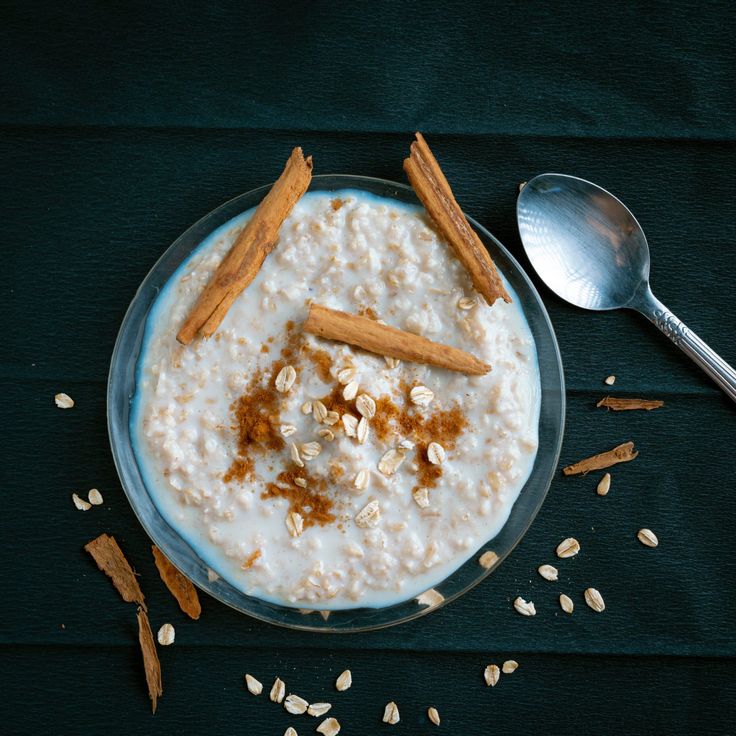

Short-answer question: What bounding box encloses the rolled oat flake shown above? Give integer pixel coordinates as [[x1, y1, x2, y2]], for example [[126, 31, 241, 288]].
[[637, 528, 659, 548], [335, 669, 352, 691], [584, 587, 606, 612], [383, 701, 400, 725]]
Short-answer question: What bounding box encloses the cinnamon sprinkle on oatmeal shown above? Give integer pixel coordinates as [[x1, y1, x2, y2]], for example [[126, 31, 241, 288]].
[[224, 368, 285, 483], [262, 467, 336, 528]]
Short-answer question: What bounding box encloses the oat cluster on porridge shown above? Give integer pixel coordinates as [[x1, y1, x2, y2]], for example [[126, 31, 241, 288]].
[[133, 189, 540, 609]]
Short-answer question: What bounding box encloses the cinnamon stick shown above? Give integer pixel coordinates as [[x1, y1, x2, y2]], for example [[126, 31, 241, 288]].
[[136, 607, 163, 714], [152, 545, 201, 620], [177, 147, 313, 344], [85, 533, 146, 610], [597, 397, 664, 411], [403, 132, 511, 306], [563, 441, 638, 476], [303, 304, 490, 375]]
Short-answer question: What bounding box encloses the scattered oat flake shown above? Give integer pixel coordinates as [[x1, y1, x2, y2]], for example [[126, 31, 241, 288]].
[[342, 380, 359, 401], [538, 564, 558, 581], [416, 588, 444, 607], [320, 609, 330, 621], [384, 355, 400, 369], [290, 442, 304, 468], [136, 607, 162, 713], [308, 702, 332, 717], [584, 587, 606, 612], [245, 674, 263, 695], [152, 545, 202, 619], [317, 428, 335, 441], [597, 472, 611, 496], [337, 367, 357, 384], [484, 664, 500, 686], [313, 400, 328, 423], [479, 550, 499, 569], [294, 477, 308, 488], [355, 500, 380, 528], [410, 385, 434, 407], [378, 448, 407, 476], [55, 392, 74, 409], [286, 511, 304, 537], [637, 528, 659, 548], [356, 394, 376, 419], [72, 493, 91, 511], [458, 296, 477, 310], [284, 693, 309, 714], [428, 706, 440, 726], [157, 623, 175, 646], [87, 488, 103, 505], [604, 375, 616, 385], [357, 416, 370, 444], [502, 660, 518, 674], [413, 487, 430, 508], [301, 441, 321, 459], [354, 469, 370, 491], [559, 594, 574, 614], [335, 670, 352, 691], [324, 410, 340, 426], [316, 717, 341, 736], [342, 413, 358, 437], [284, 728, 298, 736], [85, 534, 146, 609], [275, 365, 297, 393], [280, 423, 297, 437], [556, 537, 580, 558], [513, 597, 536, 616], [301, 400, 313, 415], [427, 442, 446, 465], [270, 677, 286, 703], [383, 701, 400, 725]]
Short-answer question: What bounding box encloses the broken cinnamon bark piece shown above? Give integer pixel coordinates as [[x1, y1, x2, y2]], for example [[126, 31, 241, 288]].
[[596, 397, 664, 411], [152, 545, 202, 620], [563, 441, 638, 475], [137, 607, 163, 713], [84, 534, 146, 610]]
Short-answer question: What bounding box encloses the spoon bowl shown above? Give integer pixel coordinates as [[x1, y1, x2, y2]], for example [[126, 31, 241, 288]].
[[516, 173, 736, 403], [517, 174, 651, 310]]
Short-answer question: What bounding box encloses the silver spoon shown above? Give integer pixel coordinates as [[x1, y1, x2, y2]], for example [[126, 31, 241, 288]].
[[517, 173, 736, 403]]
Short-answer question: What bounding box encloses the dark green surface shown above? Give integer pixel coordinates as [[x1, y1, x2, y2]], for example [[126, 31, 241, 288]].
[[2, 2, 735, 734]]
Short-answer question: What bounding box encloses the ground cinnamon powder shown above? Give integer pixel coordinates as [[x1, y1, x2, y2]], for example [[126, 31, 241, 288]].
[[224, 369, 284, 483], [262, 467, 336, 528], [371, 389, 468, 491], [319, 383, 353, 421]]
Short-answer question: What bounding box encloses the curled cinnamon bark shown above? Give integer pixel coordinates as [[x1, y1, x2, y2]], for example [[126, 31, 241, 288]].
[[177, 147, 313, 344], [404, 132, 510, 306], [304, 304, 490, 375]]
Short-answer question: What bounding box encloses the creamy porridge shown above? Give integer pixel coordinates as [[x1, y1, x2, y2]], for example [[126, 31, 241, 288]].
[[132, 190, 540, 609]]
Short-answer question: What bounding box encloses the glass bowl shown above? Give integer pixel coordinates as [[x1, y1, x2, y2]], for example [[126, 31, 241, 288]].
[[108, 174, 565, 633]]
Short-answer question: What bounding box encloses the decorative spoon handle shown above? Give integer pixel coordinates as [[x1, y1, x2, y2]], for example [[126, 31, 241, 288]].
[[633, 289, 736, 403]]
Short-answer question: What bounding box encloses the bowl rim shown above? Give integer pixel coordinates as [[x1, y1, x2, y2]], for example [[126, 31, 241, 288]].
[[108, 173, 566, 633]]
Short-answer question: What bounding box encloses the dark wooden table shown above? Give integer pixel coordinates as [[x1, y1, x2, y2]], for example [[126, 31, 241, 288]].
[[2, 2, 735, 734]]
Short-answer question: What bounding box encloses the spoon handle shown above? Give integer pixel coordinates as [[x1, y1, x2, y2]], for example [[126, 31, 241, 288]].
[[634, 290, 736, 403]]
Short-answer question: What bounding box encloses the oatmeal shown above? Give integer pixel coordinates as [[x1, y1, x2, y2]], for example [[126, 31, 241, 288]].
[[132, 190, 540, 609]]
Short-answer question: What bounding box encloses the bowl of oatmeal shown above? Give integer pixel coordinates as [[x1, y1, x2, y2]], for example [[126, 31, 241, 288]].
[[108, 174, 565, 631]]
